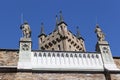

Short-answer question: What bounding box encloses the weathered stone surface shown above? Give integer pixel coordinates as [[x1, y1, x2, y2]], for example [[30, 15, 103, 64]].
[[15, 72, 32, 80], [110, 74, 120, 80], [0, 72, 106, 80], [0, 73, 16, 80], [0, 50, 18, 66], [33, 73, 106, 80], [114, 58, 120, 69]]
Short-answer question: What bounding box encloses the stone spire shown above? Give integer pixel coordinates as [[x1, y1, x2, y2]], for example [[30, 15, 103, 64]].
[[59, 11, 64, 22], [76, 26, 81, 38], [76, 26, 84, 41], [58, 11, 67, 26], [38, 22, 46, 37], [55, 15, 59, 31], [40, 22, 45, 34]]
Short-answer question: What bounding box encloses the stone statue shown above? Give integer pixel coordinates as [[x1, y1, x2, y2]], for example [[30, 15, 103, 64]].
[[20, 22, 31, 38], [95, 25, 105, 41]]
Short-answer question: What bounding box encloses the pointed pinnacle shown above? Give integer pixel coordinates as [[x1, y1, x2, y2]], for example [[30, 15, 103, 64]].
[[55, 15, 59, 30], [76, 26, 81, 38], [40, 22, 45, 34], [59, 11, 64, 22], [56, 15, 59, 25]]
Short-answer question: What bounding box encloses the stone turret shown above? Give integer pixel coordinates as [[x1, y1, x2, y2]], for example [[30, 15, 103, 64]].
[[57, 11, 68, 38], [38, 11, 86, 51], [76, 26, 86, 52], [38, 23, 46, 50], [57, 11, 68, 51]]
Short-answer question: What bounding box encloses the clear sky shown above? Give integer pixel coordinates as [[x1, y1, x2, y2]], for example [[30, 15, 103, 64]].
[[0, 0, 120, 56]]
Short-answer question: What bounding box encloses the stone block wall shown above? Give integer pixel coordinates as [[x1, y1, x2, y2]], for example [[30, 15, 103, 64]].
[[32, 73, 106, 80], [110, 74, 120, 80], [1, 72, 120, 80], [0, 73, 17, 80], [0, 49, 18, 66], [15, 72, 32, 80], [0, 72, 106, 80], [114, 57, 120, 69]]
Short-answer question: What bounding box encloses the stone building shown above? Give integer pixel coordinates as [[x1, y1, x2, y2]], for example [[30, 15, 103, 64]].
[[0, 12, 120, 80], [38, 11, 85, 52]]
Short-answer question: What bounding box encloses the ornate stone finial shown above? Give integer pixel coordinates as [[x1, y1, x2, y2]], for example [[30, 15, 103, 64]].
[[95, 24, 105, 41], [55, 15, 59, 30], [20, 21, 31, 38], [59, 11, 64, 22], [76, 26, 81, 38], [40, 22, 45, 34]]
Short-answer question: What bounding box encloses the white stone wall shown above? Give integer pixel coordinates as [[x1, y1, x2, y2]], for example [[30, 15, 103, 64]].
[[32, 51, 104, 71], [97, 41, 119, 71]]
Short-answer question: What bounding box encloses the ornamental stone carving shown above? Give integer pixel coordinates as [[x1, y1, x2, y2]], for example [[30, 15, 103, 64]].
[[20, 22, 31, 38], [95, 25, 105, 41]]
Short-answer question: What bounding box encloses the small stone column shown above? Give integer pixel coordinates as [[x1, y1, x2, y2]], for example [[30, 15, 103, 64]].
[[96, 41, 119, 71], [17, 38, 32, 70]]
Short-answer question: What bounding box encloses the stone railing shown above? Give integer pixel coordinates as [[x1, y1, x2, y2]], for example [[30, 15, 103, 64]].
[[32, 51, 104, 71]]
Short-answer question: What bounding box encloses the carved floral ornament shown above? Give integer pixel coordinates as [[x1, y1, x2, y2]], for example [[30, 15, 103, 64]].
[[102, 47, 109, 54], [21, 43, 29, 51]]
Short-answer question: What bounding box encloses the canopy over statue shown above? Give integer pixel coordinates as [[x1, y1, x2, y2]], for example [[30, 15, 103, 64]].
[[20, 22, 31, 38], [95, 25, 105, 41]]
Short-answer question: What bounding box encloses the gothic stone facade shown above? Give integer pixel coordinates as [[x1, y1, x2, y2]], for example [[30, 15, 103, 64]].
[[0, 49, 120, 80], [0, 12, 120, 80]]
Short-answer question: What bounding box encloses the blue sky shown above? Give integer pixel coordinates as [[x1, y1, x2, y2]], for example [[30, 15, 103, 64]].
[[0, 0, 120, 56]]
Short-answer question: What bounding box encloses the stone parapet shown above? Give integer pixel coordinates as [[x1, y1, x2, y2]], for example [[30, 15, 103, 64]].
[[32, 51, 104, 71], [0, 49, 120, 70]]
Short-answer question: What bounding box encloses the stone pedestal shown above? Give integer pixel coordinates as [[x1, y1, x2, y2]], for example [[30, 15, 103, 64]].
[[17, 38, 32, 70], [96, 41, 119, 71]]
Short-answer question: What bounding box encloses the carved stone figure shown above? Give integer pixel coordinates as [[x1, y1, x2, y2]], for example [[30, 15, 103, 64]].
[[95, 26, 105, 41], [20, 22, 31, 38]]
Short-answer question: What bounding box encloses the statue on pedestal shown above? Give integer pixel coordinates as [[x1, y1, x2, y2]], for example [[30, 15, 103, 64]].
[[95, 25, 105, 41], [20, 22, 31, 38]]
